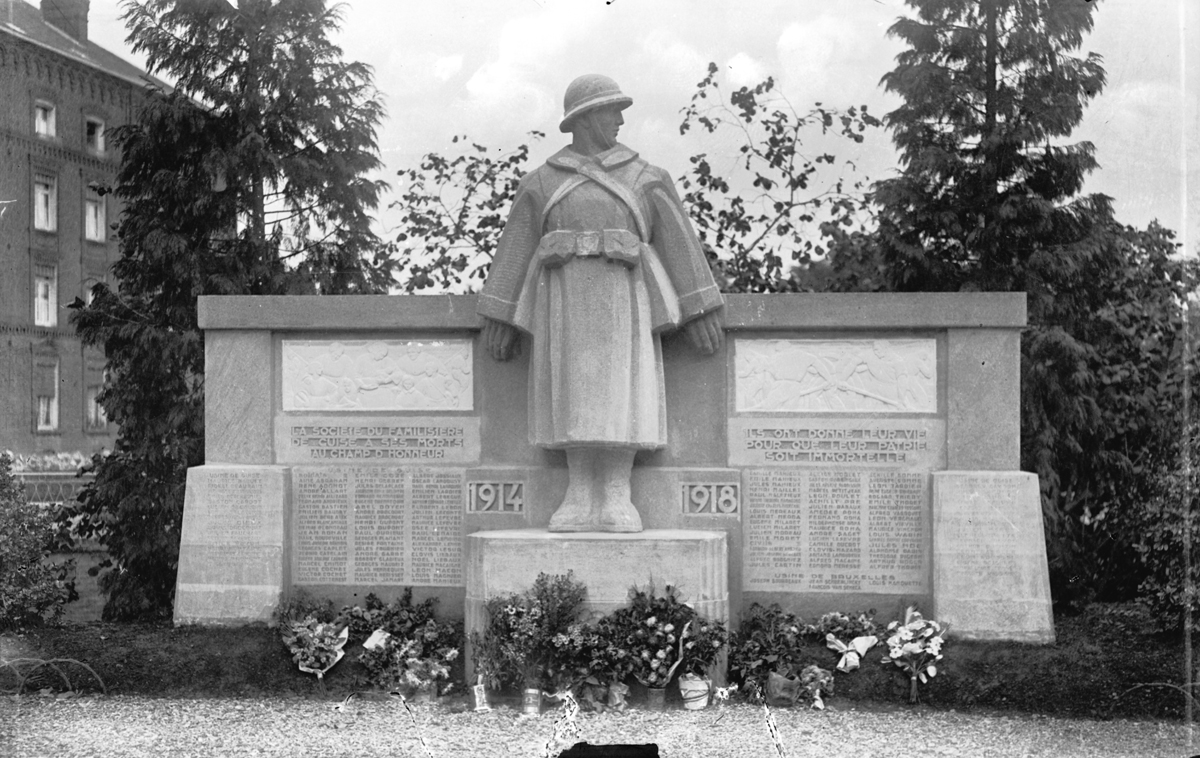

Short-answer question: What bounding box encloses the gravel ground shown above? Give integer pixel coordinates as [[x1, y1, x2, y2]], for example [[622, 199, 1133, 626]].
[[3, 695, 1197, 758]]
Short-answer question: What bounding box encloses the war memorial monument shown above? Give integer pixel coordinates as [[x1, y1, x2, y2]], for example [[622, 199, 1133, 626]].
[[173, 75, 1055, 661]]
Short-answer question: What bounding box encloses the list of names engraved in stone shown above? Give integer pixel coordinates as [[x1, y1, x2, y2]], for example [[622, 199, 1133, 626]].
[[409, 470, 464, 586], [744, 470, 805, 589], [743, 469, 929, 594], [807, 471, 862, 572], [193, 470, 267, 541], [292, 467, 463, 586], [868, 473, 926, 575], [295, 469, 350, 583], [352, 468, 406, 583], [938, 476, 1027, 588]]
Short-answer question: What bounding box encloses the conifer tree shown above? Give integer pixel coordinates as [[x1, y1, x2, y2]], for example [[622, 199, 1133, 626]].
[[864, 0, 1197, 603], [66, 0, 392, 619]]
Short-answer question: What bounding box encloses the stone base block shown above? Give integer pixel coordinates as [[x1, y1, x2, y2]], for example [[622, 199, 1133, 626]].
[[932, 471, 1054, 643], [174, 465, 288, 625], [465, 529, 728, 676]]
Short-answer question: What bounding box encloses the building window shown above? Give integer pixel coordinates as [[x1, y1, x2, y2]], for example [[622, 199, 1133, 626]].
[[34, 265, 57, 327], [84, 275, 107, 305], [34, 173, 57, 232], [85, 190, 106, 241], [85, 117, 105, 154], [34, 102, 56, 138], [35, 360, 60, 433], [85, 385, 107, 431]]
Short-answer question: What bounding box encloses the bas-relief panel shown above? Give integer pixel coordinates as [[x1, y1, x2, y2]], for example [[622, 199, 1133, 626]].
[[282, 340, 473, 412], [735, 339, 937, 414]]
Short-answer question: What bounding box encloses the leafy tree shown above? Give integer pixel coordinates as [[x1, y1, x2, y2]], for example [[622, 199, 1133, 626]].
[[842, 0, 1197, 604], [390, 64, 881, 294], [677, 62, 881, 293], [64, 0, 392, 620], [394, 133, 542, 292]]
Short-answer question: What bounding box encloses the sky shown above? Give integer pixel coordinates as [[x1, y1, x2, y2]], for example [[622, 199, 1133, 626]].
[[81, 0, 1197, 258]]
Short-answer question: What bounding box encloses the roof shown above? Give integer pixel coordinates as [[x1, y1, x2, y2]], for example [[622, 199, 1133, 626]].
[[0, 0, 162, 89]]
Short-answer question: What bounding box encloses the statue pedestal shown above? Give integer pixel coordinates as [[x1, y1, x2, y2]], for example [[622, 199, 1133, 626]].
[[464, 529, 728, 677]]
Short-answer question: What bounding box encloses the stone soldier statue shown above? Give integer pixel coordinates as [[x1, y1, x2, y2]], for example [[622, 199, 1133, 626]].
[[477, 74, 725, 532]]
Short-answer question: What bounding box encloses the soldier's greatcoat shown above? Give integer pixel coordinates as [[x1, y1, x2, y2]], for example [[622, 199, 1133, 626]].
[[478, 144, 724, 449]]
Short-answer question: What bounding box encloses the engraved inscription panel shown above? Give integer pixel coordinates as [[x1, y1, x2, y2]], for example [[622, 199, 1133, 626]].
[[182, 468, 277, 544], [282, 340, 473, 411], [276, 415, 481, 464], [410, 469, 465, 585], [735, 339, 936, 413], [728, 418, 944, 468], [294, 469, 350, 583], [743, 469, 929, 594], [935, 473, 1045, 599], [932, 472, 1053, 640], [292, 466, 463, 586]]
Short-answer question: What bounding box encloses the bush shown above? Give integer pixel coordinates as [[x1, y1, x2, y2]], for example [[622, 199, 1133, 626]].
[[1132, 432, 1200, 631], [728, 603, 809, 688], [0, 454, 76, 629]]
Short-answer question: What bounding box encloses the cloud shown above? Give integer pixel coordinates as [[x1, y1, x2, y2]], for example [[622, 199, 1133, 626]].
[[434, 56, 464, 82], [639, 28, 709, 86], [725, 52, 767, 88], [458, 1, 605, 130], [776, 15, 903, 109]]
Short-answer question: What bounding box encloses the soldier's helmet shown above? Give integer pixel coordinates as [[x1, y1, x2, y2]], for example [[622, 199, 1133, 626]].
[[559, 74, 633, 133]]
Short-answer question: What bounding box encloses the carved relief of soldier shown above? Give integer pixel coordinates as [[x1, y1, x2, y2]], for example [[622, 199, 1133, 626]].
[[478, 74, 725, 532]]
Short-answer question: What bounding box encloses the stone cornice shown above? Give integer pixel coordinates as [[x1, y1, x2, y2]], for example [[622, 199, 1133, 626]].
[[0, 128, 119, 173], [0, 27, 146, 98], [197, 293, 1029, 331], [0, 322, 81, 340]]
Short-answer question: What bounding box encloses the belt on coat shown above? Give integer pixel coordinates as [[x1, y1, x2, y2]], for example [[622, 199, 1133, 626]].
[[536, 229, 641, 269]]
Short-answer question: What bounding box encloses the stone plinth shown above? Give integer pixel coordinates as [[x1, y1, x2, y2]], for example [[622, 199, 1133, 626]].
[[465, 529, 728, 674], [174, 465, 288, 625], [931, 471, 1054, 643]]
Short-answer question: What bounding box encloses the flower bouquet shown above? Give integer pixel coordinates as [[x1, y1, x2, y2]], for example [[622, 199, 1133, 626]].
[[281, 615, 349, 681], [549, 620, 634, 711], [472, 572, 588, 694], [880, 606, 947, 703], [602, 584, 698, 709], [360, 618, 460, 699]]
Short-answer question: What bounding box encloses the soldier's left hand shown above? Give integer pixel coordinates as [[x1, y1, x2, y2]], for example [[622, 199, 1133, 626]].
[[684, 310, 724, 355]]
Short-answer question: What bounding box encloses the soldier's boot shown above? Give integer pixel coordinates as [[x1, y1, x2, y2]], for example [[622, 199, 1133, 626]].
[[548, 448, 598, 531], [597, 448, 642, 532]]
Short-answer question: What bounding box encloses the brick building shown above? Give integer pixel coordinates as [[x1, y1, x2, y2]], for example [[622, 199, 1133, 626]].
[[1, 0, 152, 475]]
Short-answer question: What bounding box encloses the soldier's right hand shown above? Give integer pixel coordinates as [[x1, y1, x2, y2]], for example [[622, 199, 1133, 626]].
[[482, 318, 521, 362]]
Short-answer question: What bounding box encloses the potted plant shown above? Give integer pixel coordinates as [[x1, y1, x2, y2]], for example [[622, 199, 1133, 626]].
[[472, 572, 588, 713], [677, 615, 729, 709]]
